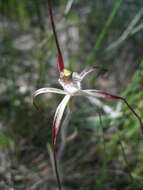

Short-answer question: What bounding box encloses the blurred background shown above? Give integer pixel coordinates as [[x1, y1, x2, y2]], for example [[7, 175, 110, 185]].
[[0, 0, 143, 189]]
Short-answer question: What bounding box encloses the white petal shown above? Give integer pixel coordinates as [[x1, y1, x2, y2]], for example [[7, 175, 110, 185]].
[[32, 88, 68, 114], [53, 95, 71, 145], [79, 66, 100, 81], [32, 87, 67, 98], [81, 89, 107, 98]]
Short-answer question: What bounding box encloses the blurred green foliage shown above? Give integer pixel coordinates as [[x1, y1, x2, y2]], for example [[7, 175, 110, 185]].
[[0, 0, 143, 189]]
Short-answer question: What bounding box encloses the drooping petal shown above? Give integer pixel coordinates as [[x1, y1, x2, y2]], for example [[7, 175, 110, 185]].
[[79, 66, 107, 81], [32, 86, 66, 190], [82, 89, 143, 132], [33, 87, 67, 98], [32, 87, 67, 115], [53, 95, 71, 145]]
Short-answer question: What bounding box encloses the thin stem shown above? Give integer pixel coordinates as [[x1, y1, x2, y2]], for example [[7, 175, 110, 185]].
[[98, 110, 109, 183], [99, 111, 106, 154], [120, 141, 143, 188], [53, 143, 62, 190], [48, 0, 64, 72], [119, 97, 143, 133]]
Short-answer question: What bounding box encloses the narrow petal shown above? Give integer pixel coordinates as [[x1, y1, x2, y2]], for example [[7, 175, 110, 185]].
[[58, 53, 64, 72], [79, 66, 107, 81], [32, 87, 67, 116], [83, 89, 143, 132], [53, 95, 71, 145], [48, 0, 64, 72], [32, 87, 67, 98]]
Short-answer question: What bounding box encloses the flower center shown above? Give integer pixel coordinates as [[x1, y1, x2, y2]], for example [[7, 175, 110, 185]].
[[63, 69, 72, 77], [59, 69, 81, 95]]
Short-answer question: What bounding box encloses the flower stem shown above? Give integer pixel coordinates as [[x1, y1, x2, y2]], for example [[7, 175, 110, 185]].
[[53, 143, 62, 190]]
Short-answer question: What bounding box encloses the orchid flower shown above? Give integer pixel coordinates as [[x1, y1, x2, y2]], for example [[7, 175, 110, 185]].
[[33, 66, 143, 145], [32, 1, 143, 190]]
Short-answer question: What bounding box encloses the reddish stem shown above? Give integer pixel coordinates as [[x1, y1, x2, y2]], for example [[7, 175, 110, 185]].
[[48, 0, 64, 72], [52, 142, 62, 190]]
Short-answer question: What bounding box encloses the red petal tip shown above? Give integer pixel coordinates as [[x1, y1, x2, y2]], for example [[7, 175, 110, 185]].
[[52, 127, 58, 145]]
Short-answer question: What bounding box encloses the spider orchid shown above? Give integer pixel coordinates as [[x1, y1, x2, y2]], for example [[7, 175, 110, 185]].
[[32, 1, 143, 189], [33, 66, 143, 146]]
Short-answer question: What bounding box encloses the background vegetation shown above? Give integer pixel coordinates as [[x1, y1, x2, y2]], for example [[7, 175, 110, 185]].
[[0, 0, 143, 189]]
